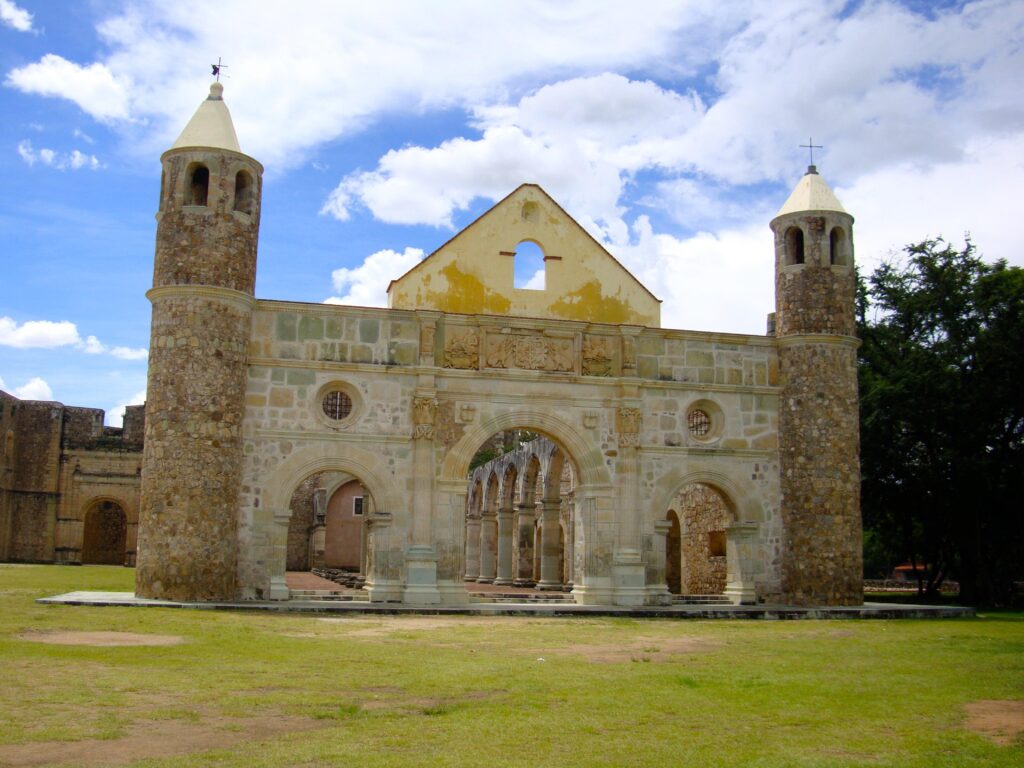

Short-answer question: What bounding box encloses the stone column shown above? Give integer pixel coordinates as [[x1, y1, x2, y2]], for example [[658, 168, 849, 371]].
[[514, 502, 536, 586], [646, 519, 673, 605], [494, 506, 514, 586], [404, 393, 441, 604], [537, 500, 563, 590], [724, 522, 759, 605], [268, 509, 291, 601], [464, 514, 481, 581], [477, 512, 497, 582], [612, 404, 646, 606]]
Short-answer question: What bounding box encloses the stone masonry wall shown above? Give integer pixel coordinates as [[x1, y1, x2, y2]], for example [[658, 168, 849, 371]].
[[675, 483, 729, 594]]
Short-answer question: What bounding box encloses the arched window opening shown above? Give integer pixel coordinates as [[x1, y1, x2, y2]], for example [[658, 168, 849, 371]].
[[234, 170, 253, 214], [785, 226, 804, 266], [159, 170, 167, 211], [829, 226, 847, 266], [514, 240, 546, 290], [186, 164, 209, 206]]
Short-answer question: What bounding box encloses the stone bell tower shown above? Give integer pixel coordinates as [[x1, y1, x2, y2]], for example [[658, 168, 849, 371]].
[[135, 82, 262, 601], [771, 165, 862, 606]]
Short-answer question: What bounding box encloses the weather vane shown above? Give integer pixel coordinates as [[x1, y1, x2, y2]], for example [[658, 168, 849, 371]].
[[211, 57, 228, 82], [799, 137, 823, 166]]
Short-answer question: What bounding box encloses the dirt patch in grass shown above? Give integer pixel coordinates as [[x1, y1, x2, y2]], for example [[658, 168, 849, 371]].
[[314, 616, 524, 636], [964, 700, 1024, 746], [541, 636, 716, 663], [17, 631, 186, 647], [0, 714, 325, 767]]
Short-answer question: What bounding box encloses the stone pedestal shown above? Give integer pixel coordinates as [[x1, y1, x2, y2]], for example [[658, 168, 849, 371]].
[[403, 544, 441, 604], [268, 509, 291, 601], [646, 520, 673, 606], [724, 522, 759, 605], [612, 548, 647, 606], [365, 512, 402, 602]]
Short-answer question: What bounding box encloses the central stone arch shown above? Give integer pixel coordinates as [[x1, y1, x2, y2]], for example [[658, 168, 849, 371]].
[[440, 408, 609, 488]]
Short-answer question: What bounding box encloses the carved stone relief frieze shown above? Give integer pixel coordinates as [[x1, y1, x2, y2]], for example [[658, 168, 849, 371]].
[[582, 335, 614, 376], [484, 330, 573, 372], [443, 329, 479, 369], [616, 406, 642, 447]]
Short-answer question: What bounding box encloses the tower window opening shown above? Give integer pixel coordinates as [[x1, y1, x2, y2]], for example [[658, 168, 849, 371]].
[[829, 226, 847, 266], [186, 164, 209, 206], [785, 226, 804, 265], [159, 171, 167, 211], [513, 240, 545, 290], [234, 170, 253, 214]]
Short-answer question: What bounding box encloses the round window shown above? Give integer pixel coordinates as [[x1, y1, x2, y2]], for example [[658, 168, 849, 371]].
[[685, 399, 724, 443], [322, 390, 353, 421], [687, 408, 711, 437]]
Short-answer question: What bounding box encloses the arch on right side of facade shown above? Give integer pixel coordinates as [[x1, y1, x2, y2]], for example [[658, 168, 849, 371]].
[[651, 468, 766, 604]]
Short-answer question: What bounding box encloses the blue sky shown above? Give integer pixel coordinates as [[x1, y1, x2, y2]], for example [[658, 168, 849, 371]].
[[1, 0, 1022, 424]]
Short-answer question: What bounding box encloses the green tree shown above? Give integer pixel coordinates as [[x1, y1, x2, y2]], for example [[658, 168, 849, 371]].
[[858, 238, 1024, 605]]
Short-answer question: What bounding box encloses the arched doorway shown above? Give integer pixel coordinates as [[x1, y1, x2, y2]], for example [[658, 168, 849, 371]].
[[463, 430, 578, 595], [82, 500, 127, 565], [285, 472, 368, 575], [669, 483, 730, 595]]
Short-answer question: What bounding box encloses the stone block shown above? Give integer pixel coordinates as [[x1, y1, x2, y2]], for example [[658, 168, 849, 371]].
[[359, 319, 380, 344], [274, 314, 297, 341], [298, 315, 324, 341]]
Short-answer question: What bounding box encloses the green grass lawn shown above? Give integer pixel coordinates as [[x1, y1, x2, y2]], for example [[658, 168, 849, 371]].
[[1, 565, 1021, 767]]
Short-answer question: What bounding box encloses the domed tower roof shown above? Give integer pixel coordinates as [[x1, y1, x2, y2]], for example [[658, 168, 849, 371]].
[[169, 82, 241, 153], [774, 165, 847, 218]]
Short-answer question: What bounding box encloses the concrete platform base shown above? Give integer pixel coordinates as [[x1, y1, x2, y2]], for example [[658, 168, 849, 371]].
[[37, 591, 975, 620]]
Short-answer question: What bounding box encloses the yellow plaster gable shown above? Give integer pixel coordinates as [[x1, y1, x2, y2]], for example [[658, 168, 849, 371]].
[[387, 185, 661, 327]]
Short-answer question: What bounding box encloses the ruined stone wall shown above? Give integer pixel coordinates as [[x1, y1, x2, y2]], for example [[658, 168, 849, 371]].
[[0, 391, 143, 564], [675, 484, 729, 594]]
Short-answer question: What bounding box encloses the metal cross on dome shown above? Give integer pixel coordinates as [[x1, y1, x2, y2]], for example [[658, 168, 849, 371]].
[[799, 137, 823, 165], [211, 57, 228, 82]]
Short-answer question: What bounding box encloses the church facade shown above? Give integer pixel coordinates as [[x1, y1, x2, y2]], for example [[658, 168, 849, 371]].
[[132, 83, 863, 607]]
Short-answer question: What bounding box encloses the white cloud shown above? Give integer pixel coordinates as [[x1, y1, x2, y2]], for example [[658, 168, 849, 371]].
[[16, 140, 101, 170], [107, 388, 147, 428], [14, 377, 53, 401], [0, 375, 5, 390], [80, 334, 148, 360], [325, 247, 425, 307], [0, 316, 80, 348], [0, 0, 32, 32], [610, 216, 774, 335], [0, 316, 147, 359], [5, 54, 131, 122], [837, 132, 1024, 274]]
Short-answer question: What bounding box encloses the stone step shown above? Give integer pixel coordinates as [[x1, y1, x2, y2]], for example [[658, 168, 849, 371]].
[[672, 594, 731, 605], [475, 596, 576, 604], [290, 589, 368, 602]]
